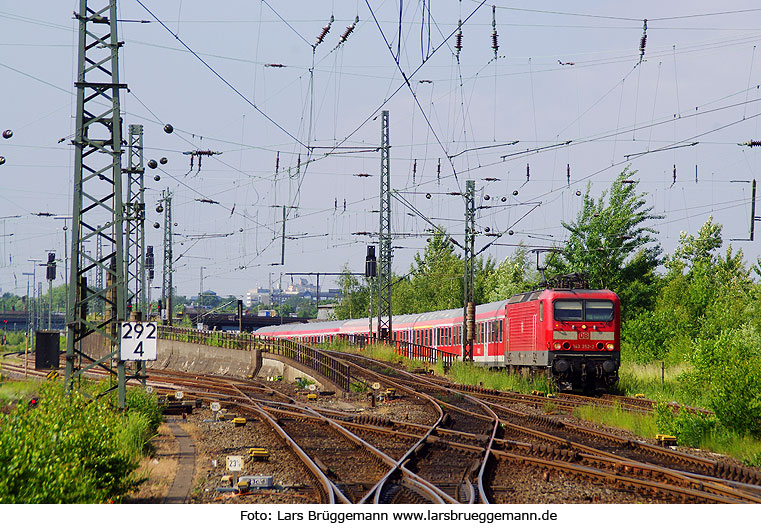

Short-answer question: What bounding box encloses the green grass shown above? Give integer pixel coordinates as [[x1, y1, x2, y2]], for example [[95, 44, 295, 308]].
[[0, 379, 42, 405], [573, 403, 658, 439], [615, 362, 704, 404], [447, 361, 554, 395], [699, 432, 761, 467]]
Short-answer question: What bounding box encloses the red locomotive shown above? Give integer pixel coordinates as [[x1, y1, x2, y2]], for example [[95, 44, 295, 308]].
[[257, 279, 620, 392]]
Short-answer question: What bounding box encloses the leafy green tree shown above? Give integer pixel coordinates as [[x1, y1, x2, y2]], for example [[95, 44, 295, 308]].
[[552, 168, 663, 319], [484, 246, 537, 302], [333, 265, 370, 319], [393, 229, 465, 314]]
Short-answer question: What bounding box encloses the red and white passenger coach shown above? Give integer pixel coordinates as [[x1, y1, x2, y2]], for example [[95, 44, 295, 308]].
[[257, 287, 620, 392]]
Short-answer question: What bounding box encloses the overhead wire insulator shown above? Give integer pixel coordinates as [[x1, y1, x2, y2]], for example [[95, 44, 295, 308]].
[[526, 163, 530, 182], [742, 140, 761, 146], [672, 164, 677, 186], [437, 158, 441, 183], [455, 20, 463, 59], [491, 5, 498, 59], [567, 163, 571, 186], [338, 16, 359, 45], [639, 19, 647, 63], [412, 159, 417, 184], [315, 15, 334, 47], [275, 151, 280, 175]]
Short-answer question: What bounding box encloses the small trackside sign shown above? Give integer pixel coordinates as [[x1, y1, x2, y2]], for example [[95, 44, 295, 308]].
[[120, 321, 158, 361], [227, 456, 244, 472]]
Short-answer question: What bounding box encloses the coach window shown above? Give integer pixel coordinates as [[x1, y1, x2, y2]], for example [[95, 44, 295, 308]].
[[539, 301, 543, 321], [586, 300, 615, 321], [554, 300, 583, 321]]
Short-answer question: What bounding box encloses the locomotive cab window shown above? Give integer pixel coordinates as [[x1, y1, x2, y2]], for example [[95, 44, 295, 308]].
[[585, 300, 614, 321], [554, 300, 614, 321], [554, 300, 583, 321]]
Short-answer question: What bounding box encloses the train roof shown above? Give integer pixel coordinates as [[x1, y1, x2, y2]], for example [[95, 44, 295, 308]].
[[256, 319, 350, 335], [506, 288, 618, 304], [256, 288, 618, 335], [342, 299, 509, 328]]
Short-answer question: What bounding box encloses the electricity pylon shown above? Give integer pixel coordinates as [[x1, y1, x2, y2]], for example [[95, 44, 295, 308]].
[[65, 0, 128, 407]]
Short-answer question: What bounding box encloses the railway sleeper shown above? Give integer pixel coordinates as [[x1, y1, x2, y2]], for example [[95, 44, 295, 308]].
[[713, 461, 761, 485]]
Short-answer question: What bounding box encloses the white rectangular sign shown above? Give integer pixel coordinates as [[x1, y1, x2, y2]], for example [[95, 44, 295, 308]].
[[226, 455, 243, 472], [120, 321, 158, 361]]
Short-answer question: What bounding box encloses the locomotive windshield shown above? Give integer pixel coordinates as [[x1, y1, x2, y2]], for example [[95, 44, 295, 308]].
[[553, 299, 614, 321], [585, 300, 615, 321], [554, 301, 582, 321]]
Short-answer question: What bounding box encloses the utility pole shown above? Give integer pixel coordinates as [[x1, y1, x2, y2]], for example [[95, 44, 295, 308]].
[[199, 266, 204, 305], [378, 110, 392, 339], [161, 188, 173, 325], [281, 205, 286, 265], [463, 179, 476, 362], [125, 124, 146, 318], [65, 0, 128, 408]]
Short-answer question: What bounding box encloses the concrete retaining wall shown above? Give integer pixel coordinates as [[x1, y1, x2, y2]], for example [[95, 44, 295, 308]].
[[150, 339, 340, 392]]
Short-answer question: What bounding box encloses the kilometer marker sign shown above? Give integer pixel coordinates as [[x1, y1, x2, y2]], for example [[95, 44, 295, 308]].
[[120, 321, 158, 361]]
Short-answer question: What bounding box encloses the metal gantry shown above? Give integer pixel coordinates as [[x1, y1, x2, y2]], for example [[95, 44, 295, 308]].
[[65, 0, 128, 407], [161, 189, 173, 325], [377, 110, 393, 339], [463, 179, 475, 362]]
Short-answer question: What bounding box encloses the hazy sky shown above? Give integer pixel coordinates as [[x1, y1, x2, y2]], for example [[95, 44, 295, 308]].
[[3, 1, 761, 299]]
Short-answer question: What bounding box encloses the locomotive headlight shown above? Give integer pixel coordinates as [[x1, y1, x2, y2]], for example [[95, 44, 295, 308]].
[[553, 342, 562, 350], [606, 342, 615, 351]]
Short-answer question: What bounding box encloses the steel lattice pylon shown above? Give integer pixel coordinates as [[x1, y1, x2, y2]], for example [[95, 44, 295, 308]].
[[65, 0, 128, 406], [125, 124, 146, 385], [463, 179, 475, 362], [125, 124, 146, 317], [160, 189, 173, 325], [377, 110, 392, 339]]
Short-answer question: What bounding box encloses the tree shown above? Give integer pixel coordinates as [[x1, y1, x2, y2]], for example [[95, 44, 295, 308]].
[[333, 265, 370, 320], [393, 228, 465, 314], [483, 246, 537, 302], [553, 167, 663, 319]]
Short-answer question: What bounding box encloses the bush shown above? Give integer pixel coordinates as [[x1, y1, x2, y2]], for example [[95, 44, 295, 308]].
[[653, 403, 717, 448], [0, 383, 148, 503], [709, 359, 761, 437]]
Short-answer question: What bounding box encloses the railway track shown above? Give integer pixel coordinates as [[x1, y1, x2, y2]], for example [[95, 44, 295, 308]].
[[4, 343, 760, 504]]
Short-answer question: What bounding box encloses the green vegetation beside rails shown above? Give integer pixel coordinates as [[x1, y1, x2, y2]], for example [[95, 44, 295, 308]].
[[322, 340, 555, 396], [573, 401, 761, 468], [0, 380, 163, 503], [570, 362, 761, 467], [324, 339, 761, 467], [0, 331, 28, 354]]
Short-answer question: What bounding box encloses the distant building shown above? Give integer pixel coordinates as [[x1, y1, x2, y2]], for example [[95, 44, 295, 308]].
[[316, 304, 336, 321], [246, 283, 343, 307]]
